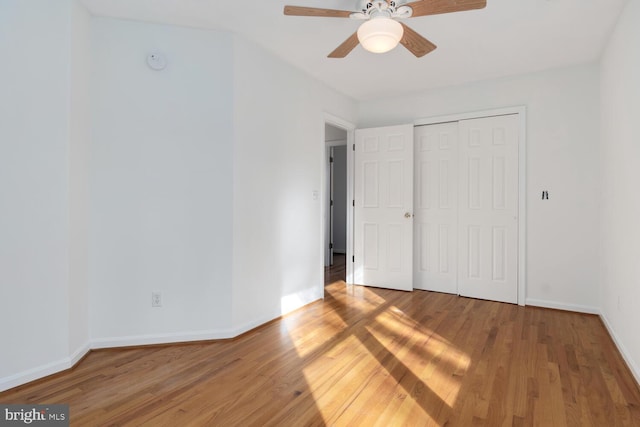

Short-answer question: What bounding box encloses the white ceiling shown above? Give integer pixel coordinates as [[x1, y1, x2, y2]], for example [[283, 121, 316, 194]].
[[81, 0, 627, 101]]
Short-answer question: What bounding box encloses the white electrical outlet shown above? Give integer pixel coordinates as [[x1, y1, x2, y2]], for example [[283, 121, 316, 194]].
[[152, 291, 162, 307]]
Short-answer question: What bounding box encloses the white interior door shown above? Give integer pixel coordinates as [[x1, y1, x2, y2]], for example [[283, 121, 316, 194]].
[[354, 124, 414, 291], [413, 123, 459, 294], [329, 147, 335, 265], [458, 114, 519, 304]]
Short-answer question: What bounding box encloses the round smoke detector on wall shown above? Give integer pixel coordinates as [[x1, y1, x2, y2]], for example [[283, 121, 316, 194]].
[[146, 53, 167, 71]]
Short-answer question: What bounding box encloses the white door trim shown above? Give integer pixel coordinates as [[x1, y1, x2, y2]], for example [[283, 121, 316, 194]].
[[323, 113, 356, 286], [414, 106, 527, 306]]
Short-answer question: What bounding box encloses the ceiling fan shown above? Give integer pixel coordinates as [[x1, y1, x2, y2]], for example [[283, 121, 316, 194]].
[[283, 0, 486, 58]]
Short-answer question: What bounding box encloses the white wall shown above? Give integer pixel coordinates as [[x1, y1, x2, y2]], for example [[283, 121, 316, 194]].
[[359, 64, 601, 312], [89, 19, 356, 345], [68, 0, 92, 361], [1, 10, 357, 390], [231, 36, 357, 330], [325, 124, 348, 142], [0, 0, 91, 390], [600, 0, 640, 382], [90, 19, 235, 344]]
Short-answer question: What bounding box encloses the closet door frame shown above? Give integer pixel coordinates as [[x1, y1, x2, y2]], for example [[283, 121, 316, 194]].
[[414, 106, 527, 306]]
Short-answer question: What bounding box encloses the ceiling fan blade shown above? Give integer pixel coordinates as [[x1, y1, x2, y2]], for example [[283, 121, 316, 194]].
[[284, 6, 353, 18], [399, 23, 437, 57], [328, 32, 360, 58], [405, 0, 486, 18]]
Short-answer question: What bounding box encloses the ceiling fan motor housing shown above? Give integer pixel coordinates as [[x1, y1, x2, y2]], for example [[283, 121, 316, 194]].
[[353, 0, 412, 19]]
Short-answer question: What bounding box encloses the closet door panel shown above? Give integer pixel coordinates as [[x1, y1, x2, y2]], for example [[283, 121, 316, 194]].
[[413, 123, 459, 293], [458, 115, 519, 304]]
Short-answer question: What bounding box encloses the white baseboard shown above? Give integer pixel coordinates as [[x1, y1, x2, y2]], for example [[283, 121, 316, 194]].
[[527, 299, 640, 387], [599, 312, 640, 387], [1, 289, 325, 392], [0, 322, 278, 391], [69, 342, 91, 366], [0, 343, 90, 393], [90, 328, 237, 349], [526, 298, 600, 314], [93, 301, 325, 350], [229, 314, 282, 338], [231, 293, 323, 337], [90, 289, 323, 349]]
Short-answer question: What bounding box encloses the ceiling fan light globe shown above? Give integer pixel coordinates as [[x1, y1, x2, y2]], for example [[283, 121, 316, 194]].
[[357, 17, 403, 54]]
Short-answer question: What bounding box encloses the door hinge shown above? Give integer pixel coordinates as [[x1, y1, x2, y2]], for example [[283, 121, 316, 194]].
[[330, 243, 333, 249], [352, 200, 355, 207], [330, 200, 334, 206], [352, 256, 355, 263], [352, 144, 355, 151], [330, 157, 334, 163]]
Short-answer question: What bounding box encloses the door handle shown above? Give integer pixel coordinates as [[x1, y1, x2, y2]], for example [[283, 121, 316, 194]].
[[404, 212, 412, 218]]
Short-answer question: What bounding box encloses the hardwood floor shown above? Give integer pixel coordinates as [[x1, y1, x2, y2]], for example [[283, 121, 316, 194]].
[[2, 282, 639, 426], [325, 253, 346, 286]]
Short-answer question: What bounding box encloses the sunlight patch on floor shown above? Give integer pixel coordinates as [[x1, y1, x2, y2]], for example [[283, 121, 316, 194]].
[[288, 313, 347, 358], [338, 284, 388, 309], [300, 335, 379, 424], [369, 306, 470, 408], [290, 284, 472, 423]]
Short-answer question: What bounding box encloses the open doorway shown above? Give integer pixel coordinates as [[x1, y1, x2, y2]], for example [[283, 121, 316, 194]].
[[324, 123, 347, 285]]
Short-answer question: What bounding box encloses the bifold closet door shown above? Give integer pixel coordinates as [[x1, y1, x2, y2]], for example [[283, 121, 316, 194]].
[[457, 115, 519, 304], [413, 123, 459, 294]]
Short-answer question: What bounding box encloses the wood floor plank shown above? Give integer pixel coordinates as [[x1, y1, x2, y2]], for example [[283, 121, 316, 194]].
[[2, 273, 640, 426]]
